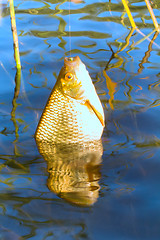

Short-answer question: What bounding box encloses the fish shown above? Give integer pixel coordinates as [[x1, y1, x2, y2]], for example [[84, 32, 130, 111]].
[[35, 56, 105, 144], [36, 140, 103, 206]]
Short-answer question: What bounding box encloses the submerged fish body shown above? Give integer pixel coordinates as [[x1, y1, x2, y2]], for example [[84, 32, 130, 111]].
[[35, 56, 104, 144]]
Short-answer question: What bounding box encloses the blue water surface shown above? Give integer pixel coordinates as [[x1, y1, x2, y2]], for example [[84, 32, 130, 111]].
[[0, 0, 160, 239]]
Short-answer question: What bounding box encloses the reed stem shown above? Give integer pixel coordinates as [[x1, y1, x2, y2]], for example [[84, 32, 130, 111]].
[[144, 0, 159, 32], [121, 0, 136, 29], [9, 0, 21, 69]]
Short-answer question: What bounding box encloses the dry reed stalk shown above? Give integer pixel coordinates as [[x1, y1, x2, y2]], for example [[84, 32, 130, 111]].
[[121, 0, 136, 29], [144, 0, 159, 32]]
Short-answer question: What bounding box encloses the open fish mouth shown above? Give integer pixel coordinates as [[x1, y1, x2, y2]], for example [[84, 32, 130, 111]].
[[64, 56, 80, 67]]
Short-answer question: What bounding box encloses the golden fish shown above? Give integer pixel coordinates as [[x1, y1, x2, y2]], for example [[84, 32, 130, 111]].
[[36, 140, 103, 206], [35, 56, 104, 144]]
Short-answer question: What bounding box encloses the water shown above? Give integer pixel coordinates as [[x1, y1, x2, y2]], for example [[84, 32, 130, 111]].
[[1, 0, 160, 239]]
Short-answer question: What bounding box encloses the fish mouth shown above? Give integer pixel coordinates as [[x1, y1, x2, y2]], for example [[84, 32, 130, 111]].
[[64, 56, 80, 68]]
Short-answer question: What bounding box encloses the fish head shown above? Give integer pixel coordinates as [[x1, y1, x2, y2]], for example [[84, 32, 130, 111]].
[[56, 56, 105, 127], [57, 56, 93, 100]]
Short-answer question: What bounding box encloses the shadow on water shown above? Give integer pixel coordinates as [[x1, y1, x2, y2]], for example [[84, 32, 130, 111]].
[[1, 0, 160, 239]]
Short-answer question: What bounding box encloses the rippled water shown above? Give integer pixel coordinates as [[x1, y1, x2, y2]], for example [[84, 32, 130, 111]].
[[1, 0, 160, 239]]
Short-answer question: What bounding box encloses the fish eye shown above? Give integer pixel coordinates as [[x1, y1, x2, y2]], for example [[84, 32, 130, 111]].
[[65, 72, 73, 81], [68, 57, 74, 61]]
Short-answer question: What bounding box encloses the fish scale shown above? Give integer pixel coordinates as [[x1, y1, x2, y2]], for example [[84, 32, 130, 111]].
[[35, 56, 104, 144], [36, 88, 103, 144]]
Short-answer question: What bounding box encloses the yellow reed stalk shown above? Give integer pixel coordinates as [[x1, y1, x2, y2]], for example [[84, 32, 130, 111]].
[[144, 0, 159, 32], [9, 0, 21, 69], [121, 0, 136, 29]]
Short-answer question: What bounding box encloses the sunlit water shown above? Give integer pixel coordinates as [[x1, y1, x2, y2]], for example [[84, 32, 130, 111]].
[[1, 0, 160, 239]]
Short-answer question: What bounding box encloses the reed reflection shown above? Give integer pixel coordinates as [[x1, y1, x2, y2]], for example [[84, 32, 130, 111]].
[[36, 140, 103, 206], [138, 31, 159, 73]]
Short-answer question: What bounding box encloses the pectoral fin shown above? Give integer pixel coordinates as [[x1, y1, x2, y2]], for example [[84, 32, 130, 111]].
[[85, 100, 105, 127]]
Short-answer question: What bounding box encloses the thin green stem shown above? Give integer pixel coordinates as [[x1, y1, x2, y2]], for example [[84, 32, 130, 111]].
[[9, 0, 21, 69]]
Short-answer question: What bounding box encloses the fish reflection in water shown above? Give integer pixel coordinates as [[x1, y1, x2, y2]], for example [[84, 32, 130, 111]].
[[36, 140, 103, 206]]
